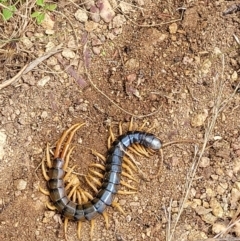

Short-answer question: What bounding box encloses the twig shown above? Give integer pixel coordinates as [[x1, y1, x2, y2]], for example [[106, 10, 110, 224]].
[[85, 69, 161, 118], [0, 44, 63, 90], [0, 64, 28, 90], [167, 54, 235, 241]]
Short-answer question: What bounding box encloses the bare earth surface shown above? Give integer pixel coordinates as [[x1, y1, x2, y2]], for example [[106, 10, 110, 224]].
[[0, 1, 240, 241]]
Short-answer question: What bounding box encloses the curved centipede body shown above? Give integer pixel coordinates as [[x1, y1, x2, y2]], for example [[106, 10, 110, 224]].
[[41, 122, 162, 240]]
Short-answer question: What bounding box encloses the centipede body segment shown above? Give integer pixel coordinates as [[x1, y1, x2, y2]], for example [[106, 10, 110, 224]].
[[41, 122, 162, 239]]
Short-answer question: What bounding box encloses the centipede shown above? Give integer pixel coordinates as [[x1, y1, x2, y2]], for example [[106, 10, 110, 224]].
[[40, 121, 162, 240]]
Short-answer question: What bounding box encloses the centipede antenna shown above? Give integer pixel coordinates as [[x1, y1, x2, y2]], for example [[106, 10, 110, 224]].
[[60, 123, 85, 159], [54, 123, 80, 158], [77, 222, 82, 240], [102, 212, 109, 229]]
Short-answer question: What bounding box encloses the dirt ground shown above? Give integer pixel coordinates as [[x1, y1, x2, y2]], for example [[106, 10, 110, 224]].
[[0, 1, 240, 241]]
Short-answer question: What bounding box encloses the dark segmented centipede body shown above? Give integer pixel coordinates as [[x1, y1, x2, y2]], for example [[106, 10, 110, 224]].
[[47, 131, 162, 222]]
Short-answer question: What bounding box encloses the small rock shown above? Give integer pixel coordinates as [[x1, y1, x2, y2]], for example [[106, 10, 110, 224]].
[[15, 179, 27, 191], [231, 71, 238, 81], [90, 5, 100, 22], [119, 1, 132, 13], [125, 58, 140, 70], [112, 14, 126, 28], [92, 46, 102, 55], [169, 23, 178, 34], [75, 9, 88, 22], [231, 187, 240, 209], [126, 215, 131, 222], [212, 222, 227, 234], [210, 198, 223, 218], [98, 0, 115, 22], [22, 37, 33, 49], [41, 111, 48, 119], [233, 223, 240, 237], [0, 131, 7, 160], [233, 158, 240, 174], [199, 157, 210, 167], [195, 206, 212, 215], [191, 109, 208, 127], [85, 21, 99, 32], [45, 29, 54, 35], [201, 59, 212, 75], [202, 213, 217, 224], [41, 13, 54, 30], [62, 49, 75, 59], [37, 76, 51, 87]]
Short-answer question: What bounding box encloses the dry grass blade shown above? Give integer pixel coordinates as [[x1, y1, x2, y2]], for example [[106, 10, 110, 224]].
[[166, 54, 237, 241], [0, 44, 63, 90]]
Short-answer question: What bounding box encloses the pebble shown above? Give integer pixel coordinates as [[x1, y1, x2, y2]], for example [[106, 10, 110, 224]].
[[0, 130, 7, 160], [202, 213, 217, 224], [191, 109, 208, 127], [41, 13, 54, 30], [195, 206, 212, 215], [199, 157, 210, 167], [234, 223, 240, 237], [210, 198, 223, 218], [15, 179, 27, 191], [98, 0, 115, 22], [212, 222, 227, 234], [62, 49, 75, 59], [201, 59, 212, 75], [75, 9, 88, 22], [231, 71, 238, 81], [41, 111, 48, 119], [85, 21, 99, 32], [126, 215, 131, 222], [37, 76, 51, 87], [22, 37, 33, 49], [169, 23, 178, 34], [125, 58, 140, 70]]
